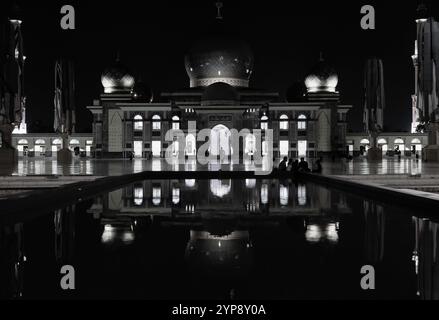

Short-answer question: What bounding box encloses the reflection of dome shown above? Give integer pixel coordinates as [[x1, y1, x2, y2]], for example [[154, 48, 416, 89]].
[[185, 36, 254, 88], [202, 82, 239, 104], [305, 59, 338, 93], [210, 179, 232, 198], [185, 231, 253, 273], [101, 60, 135, 94]]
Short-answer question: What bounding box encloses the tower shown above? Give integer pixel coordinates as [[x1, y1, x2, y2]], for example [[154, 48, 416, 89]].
[[363, 57, 385, 160], [363, 58, 385, 134], [54, 59, 77, 162], [413, 3, 439, 161], [0, 3, 26, 164]]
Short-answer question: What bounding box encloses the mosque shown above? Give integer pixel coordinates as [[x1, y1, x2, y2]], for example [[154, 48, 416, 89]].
[[3, 3, 436, 162]]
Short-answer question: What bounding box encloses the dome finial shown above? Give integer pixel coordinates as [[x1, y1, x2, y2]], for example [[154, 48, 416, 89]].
[[216, 1, 224, 20]]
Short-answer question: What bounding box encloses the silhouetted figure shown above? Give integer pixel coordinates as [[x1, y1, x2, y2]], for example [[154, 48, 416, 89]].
[[286, 159, 294, 172], [298, 158, 310, 172], [279, 157, 288, 171], [313, 158, 323, 173], [293, 160, 299, 174], [129, 152, 134, 161]]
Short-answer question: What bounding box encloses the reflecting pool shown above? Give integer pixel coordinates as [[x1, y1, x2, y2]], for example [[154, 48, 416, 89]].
[[0, 179, 437, 300]]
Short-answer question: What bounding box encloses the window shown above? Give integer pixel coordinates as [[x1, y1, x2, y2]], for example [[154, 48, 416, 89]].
[[152, 115, 161, 131], [298, 114, 307, 130], [152, 186, 162, 206], [280, 140, 289, 156], [172, 187, 180, 205], [261, 115, 268, 130], [134, 115, 143, 131], [134, 185, 144, 206], [280, 114, 289, 130], [172, 116, 180, 130]]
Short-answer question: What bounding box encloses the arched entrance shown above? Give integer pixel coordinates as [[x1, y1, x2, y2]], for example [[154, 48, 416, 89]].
[[210, 124, 232, 157]]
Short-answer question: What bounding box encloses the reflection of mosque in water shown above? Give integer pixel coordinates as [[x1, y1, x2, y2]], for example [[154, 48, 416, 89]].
[[89, 180, 352, 278]]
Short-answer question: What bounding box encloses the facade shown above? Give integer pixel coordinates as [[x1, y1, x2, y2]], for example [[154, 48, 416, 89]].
[[88, 40, 352, 161]]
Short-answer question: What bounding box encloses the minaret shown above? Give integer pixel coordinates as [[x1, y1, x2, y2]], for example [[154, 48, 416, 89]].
[[0, 3, 26, 164], [414, 2, 439, 161], [363, 58, 385, 134], [411, 3, 429, 133], [363, 57, 385, 160]]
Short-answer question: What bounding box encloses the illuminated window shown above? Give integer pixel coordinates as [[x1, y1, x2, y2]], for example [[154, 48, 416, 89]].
[[172, 187, 180, 205], [152, 115, 161, 131], [172, 116, 180, 130], [18, 139, 29, 145], [280, 140, 289, 156], [245, 134, 256, 155], [280, 114, 289, 130], [134, 115, 143, 131], [261, 116, 268, 130], [360, 139, 370, 145], [152, 187, 162, 206], [297, 184, 307, 206], [280, 185, 289, 206], [134, 185, 144, 206], [261, 184, 269, 205], [186, 134, 196, 156], [298, 114, 307, 130]]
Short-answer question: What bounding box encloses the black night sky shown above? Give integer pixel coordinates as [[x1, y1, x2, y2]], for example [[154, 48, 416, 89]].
[[1, 0, 438, 133]]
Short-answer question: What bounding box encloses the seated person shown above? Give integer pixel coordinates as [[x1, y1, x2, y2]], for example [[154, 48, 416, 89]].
[[279, 157, 288, 171], [298, 158, 310, 172]]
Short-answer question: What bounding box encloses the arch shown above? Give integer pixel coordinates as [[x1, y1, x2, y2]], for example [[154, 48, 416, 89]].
[[411, 138, 422, 144], [360, 139, 370, 145], [35, 139, 46, 145], [298, 114, 307, 130], [394, 138, 405, 144], [172, 116, 180, 130], [280, 114, 289, 130], [152, 115, 161, 130], [69, 139, 80, 145], [18, 139, 28, 145], [134, 115, 143, 131], [377, 138, 387, 145], [210, 124, 232, 157]]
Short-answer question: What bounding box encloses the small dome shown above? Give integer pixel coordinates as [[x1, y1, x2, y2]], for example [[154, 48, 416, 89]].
[[286, 81, 307, 102], [202, 82, 239, 105], [133, 79, 154, 102], [101, 60, 135, 94], [305, 58, 338, 93], [185, 36, 254, 88]]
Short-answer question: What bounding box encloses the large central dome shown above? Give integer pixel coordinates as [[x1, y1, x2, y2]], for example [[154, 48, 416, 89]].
[[185, 36, 254, 88]]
